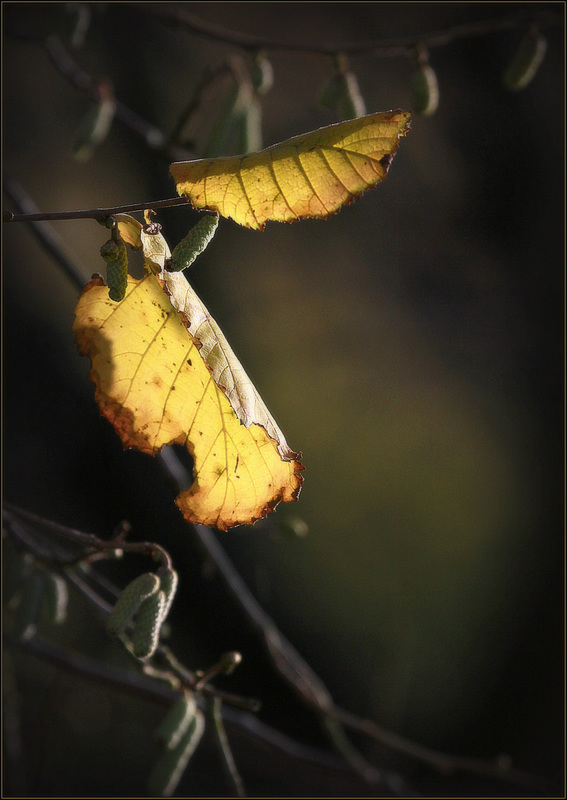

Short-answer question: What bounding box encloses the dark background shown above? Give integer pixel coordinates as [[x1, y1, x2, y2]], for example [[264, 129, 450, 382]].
[[3, 2, 564, 796]]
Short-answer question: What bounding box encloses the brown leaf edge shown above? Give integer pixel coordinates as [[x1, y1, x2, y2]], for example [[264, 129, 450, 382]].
[[171, 110, 412, 231], [74, 274, 304, 528]]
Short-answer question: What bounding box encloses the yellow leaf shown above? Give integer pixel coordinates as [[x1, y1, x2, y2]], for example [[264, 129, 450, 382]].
[[114, 213, 144, 249], [170, 110, 411, 230], [73, 269, 303, 530]]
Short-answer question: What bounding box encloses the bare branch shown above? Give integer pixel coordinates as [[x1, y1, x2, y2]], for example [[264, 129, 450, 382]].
[[3, 191, 189, 226], [43, 35, 191, 162], [140, 5, 562, 58], [208, 697, 246, 797]]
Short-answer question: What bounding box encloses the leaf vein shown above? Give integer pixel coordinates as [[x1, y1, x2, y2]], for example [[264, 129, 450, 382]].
[[268, 153, 298, 218], [293, 149, 331, 214], [317, 147, 352, 195], [238, 162, 260, 228]]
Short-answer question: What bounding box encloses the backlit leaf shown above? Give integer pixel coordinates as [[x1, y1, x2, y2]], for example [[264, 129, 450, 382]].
[[73, 236, 303, 529], [502, 29, 547, 91], [170, 110, 411, 230], [411, 63, 439, 116]]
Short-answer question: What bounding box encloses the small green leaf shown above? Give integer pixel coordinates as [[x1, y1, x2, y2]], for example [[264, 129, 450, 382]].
[[251, 52, 274, 95], [503, 29, 547, 91], [411, 62, 439, 116], [319, 74, 344, 110], [236, 96, 263, 155], [201, 80, 246, 158], [3, 547, 33, 606], [148, 711, 205, 796], [73, 81, 115, 162], [14, 570, 45, 641], [280, 515, 309, 538], [154, 691, 197, 750], [43, 571, 68, 625], [320, 68, 366, 120]]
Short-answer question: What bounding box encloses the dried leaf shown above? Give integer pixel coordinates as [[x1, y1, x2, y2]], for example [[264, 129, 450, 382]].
[[170, 110, 411, 230], [73, 253, 303, 529]]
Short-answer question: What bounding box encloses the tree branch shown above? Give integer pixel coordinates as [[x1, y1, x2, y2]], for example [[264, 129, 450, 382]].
[[7, 633, 407, 790], [3, 189, 189, 225], [3, 175, 90, 286], [140, 5, 562, 58], [189, 525, 554, 793], [43, 35, 191, 162], [208, 696, 246, 797]]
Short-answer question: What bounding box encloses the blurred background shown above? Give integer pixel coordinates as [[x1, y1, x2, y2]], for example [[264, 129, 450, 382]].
[[3, 2, 564, 796]]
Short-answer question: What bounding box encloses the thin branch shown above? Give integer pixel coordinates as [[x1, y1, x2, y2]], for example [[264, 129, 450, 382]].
[[3, 504, 172, 569], [156, 648, 260, 714], [208, 697, 246, 797], [3, 175, 89, 288], [141, 5, 562, 58], [190, 528, 555, 794], [320, 715, 385, 788], [331, 706, 556, 795], [42, 35, 191, 162], [8, 633, 179, 704], [7, 633, 399, 788], [3, 507, 262, 713], [5, 632, 251, 715], [192, 525, 335, 715], [3, 192, 189, 226]]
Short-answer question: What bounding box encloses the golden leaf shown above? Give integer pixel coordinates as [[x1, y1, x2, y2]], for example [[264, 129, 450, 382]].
[[73, 228, 303, 529], [170, 110, 411, 230]]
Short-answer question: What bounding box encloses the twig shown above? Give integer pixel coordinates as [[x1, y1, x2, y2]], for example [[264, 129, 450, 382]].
[[3, 504, 172, 569], [8, 633, 178, 704], [141, 5, 562, 58], [7, 633, 401, 788], [192, 525, 334, 715], [193, 652, 242, 692], [3, 192, 189, 225], [156, 648, 259, 714], [3, 175, 89, 287], [331, 706, 556, 795], [190, 528, 555, 794], [208, 697, 246, 797], [3, 506, 262, 713], [42, 35, 191, 162], [7, 633, 253, 715]]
